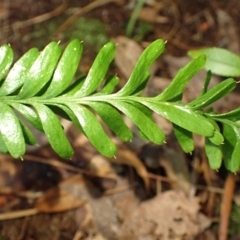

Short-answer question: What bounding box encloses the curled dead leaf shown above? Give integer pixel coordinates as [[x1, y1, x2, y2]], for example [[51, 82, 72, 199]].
[[111, 147, 149, 189], [35, 175, 88, 213]]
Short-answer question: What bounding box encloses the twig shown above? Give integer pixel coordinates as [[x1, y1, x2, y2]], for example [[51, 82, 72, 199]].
[[201, 150, 215, 217], [162, 0, 180, 40], [50, 0, 123, 40], [22, 154, 101, 177], [195, 185, 224, 194], [147, 172, 174, 183], [0, 208, 38, 221], [1, 0, 69, 34], [0, 153, 115, 179], [219, 173, 236, 240], [103, 183, 136, 195], [169, 38, 212, 51]]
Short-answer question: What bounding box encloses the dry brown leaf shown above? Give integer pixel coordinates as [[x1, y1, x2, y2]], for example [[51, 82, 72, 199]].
[[112, 147, 149, 189], [146, 76, 171, 97], [89, 154, 116, 178], [35, 175, 89, 213], [0, 154, 22, 193], [140, 144, 193, 194], [119, 190, 211, 240], [159, 147, 193, 194], [35, 173, 120, 238], [113, 36, 144, 79], [112, 36, 158, 81], [139, 7, 169, 24], [88, 155, 117, 190]]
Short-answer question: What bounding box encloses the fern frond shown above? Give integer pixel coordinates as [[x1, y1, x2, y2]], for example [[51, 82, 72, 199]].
[[0, 39, 240, 172]]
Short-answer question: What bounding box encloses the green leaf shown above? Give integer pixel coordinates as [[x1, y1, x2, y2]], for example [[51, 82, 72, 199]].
[[19, 121, 37, 145], [11, 103, 43, 131], [33, 104, 74, 158], [222, 122, 240, 172], [173, 124, 194, 153], [0, 102, 25, 158], [209, 128, 224, 145], [108, 100, 165, 144], [131, 72, 151, 96], [129, 101, 154, 141], [0, 38, 240, 172], [0, 133, 8, 153], [156, 55, 206, 101], [143, 101, 214, 136], [49, 104, 83, 132], [0, 48, 39, 96], [43, 39, 82, 98], [189, 78, 236, 109], [205, 138, 222, 170], [0, 44, 13, 82], [74, 42, 116, 97], [231, 138, 240, 173], [87, 102, 133, 141], [130, 99, 153, 119], [18, 42, 61, 98], [188, 47, 240, 77], [204, 118, 224, 145], [99, 75, 119, 94], [204, 117, 223, 169], [62, 76, 86, 96], [116, 39, 165, 96], [207, 107, 240, 120], [66, 103, 117, 157], [231, 140, 240, 172], [201, 70, 212, 95]]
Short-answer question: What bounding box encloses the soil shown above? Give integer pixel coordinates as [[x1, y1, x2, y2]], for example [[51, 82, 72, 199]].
[[0, 0, 240, 239]]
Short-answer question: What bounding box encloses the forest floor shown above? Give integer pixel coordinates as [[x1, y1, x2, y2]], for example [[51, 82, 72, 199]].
[[0, 0, 240, 239]]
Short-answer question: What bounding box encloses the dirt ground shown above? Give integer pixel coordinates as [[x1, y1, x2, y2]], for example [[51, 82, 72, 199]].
[[0, 0, 240, 239]]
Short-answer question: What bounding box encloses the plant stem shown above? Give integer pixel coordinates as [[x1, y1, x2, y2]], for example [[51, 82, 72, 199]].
[[126, 0, 145, 37]]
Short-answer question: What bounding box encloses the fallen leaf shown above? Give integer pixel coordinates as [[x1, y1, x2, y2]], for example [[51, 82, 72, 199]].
[[113, 36, 144, 79], [119, 190, 211, 239], [0, 154, 22, 193], [35, 173, 120, 239], [113, 36, 158, 81], [112, 147, 149, 189], [88, 154, 117, 190], [140, 143, 193, 194], [35, 175, 89, 213]]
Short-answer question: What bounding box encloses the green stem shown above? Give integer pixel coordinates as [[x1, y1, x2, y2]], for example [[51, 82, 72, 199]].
[[126, 0, 145, 37]]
